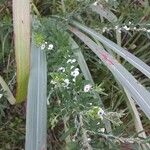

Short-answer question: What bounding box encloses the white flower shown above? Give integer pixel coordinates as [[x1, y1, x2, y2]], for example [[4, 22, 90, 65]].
[[117, 28, 122, 33], [115, 25, 119, 29], [93, 1, 98, 6], [63, 79, 70, 87], [100, 128, 105, 133], [70, 65, 74, 69], [45, 42, 48, 44], [87, 138, 91, 142], [58, 67, 65, 72], [71, 59, 76, 63], [51, 80, 57, 84], [84, 84, 92, 92], [71, 69, 79, 77], [97, 108, 105, 120], [74, 68, 79, 71], [147, 29, 150, 33], [72, 138, 75, 142], [0, 94, 3, 99], [97, 122, 100, 125], [67, 59, 76, 64], [123, 25, 130, 31], [72, 78, 76, 82], [128, 21, 132, 25], [67, 59, 72, 63], [48, 44, 54, 50], [41, 44, 46, 50], [102, 27, 107, 33], [99, 128, 105, 133]]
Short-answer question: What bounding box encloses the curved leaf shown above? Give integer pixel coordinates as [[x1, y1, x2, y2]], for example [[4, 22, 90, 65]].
[[71, 21, 150, 79], [70, 26, 150, 119]]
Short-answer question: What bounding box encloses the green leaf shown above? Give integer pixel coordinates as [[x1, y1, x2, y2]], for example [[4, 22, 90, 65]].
[[0, 76, 16, 105], [25, 40, 47, 150], [71, 21, 150, 79], [90, 3, 117, 23]]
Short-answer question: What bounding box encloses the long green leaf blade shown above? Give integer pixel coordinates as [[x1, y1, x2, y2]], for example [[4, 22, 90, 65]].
[[90, 3, 117, 23], [71, 21, 150, 79], [70, 26, 150, 119], [25, 41, 47, 150]]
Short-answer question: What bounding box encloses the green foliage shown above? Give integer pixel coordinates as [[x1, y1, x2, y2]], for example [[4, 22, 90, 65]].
[[0, 0, 150, 149]]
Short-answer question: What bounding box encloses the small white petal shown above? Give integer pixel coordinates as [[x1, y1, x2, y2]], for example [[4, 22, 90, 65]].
[[0, 94, 3, 99], [115, 25, 119, 29], [64, 79, 70, 87], [71, 70, 79, 77], [71, 59, 76, 63], [58, 67, 65, 72], [84, 84, 92, 92], [70, 66, 74, 69], [123, 25, 130, 31], [51, 80, 57, 84], [41, 44, 46, 50], [129, 21, 132, 25], [147, 29, 150, 33], [75, 68, 79, 71], [97, 122, 100, 125], [93, 1, 98, 6], [72, 139, 75, 142], [48, 44, 54, 50], [72, 78, 76, 82], [99, 128, 105, 133], [98, 108, 105, 120], [67, 59, 72, 63]]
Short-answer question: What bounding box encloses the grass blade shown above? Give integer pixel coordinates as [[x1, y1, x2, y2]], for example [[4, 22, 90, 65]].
[[69, 26, 150, 119], [25, 40, 47, 150], [12, 0, 31, 102], [71, 21, 150, 79], [90, 3, 117, 23], [0, 76, 16, 105]]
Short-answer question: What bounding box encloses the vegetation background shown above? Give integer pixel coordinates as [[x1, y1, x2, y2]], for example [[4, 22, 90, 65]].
[[0, 0, 150, 149]]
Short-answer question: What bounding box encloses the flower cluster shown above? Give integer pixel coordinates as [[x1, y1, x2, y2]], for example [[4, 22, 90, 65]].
[[50, 57, 80, 89], [41, 42, 54, 50], [102, 24, 150, 33]]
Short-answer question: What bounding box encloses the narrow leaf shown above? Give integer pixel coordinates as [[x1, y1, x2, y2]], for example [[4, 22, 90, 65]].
[[70, 26, 150, 119], [0, 76, 16, 105], [25, 41, 47, 150], [71, 21, 150, 79], [12, 0, 31, 102], [90, 3, 117, 23]]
